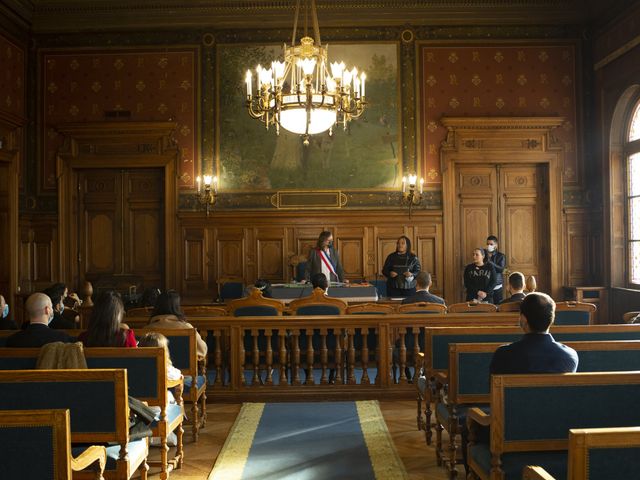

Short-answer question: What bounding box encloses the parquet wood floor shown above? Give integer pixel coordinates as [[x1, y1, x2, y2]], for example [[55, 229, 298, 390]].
[[142, 400, 448, 479]]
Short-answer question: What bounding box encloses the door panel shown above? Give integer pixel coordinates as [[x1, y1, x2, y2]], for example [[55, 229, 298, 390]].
[[79, 168, 164, 291]]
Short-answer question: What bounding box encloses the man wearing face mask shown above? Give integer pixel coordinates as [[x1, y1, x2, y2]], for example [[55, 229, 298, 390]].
[[0, 295, 17, 330], [305, 230, 346, 284], [484, 235, 507, 304], [6, 293, 72, 347], [44, 285, 77, 329]]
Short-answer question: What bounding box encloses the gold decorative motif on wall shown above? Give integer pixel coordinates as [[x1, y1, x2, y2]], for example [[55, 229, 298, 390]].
[[42, 48, 198, 192], [270, 191, 348, 209], [0, 34, 25, 119], [420, 44, 578, 186]]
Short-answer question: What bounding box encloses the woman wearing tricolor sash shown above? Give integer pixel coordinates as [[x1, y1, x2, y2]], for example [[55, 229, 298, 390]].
[[305, 231, 345, 284]]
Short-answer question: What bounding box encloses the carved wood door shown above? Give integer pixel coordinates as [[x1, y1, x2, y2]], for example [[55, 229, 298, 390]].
[[455, 164, 550, 300], [78, 168, 164, 293]]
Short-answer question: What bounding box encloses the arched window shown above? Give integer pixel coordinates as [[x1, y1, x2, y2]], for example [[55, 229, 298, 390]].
[[627, 99, 640, 285]]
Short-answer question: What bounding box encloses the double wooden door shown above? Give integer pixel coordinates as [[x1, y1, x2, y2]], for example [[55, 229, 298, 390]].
[[454, 164, 550, 300], [78, 168, 164, 291]]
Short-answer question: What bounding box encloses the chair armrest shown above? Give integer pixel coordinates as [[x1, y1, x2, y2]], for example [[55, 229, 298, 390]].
[[172, 377, 184, 407], [522, 466, 556, 480], [167, 375, 184, 389], [467, 407, 491, 427], [434, 371, 448, 386], [71, 445, 107, 474]]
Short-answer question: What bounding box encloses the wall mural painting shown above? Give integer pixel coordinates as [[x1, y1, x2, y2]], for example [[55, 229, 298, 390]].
[[217, 43, 400, 191]]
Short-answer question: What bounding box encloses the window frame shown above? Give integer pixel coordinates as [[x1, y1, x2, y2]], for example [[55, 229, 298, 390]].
[[625, 97, 640, 288]]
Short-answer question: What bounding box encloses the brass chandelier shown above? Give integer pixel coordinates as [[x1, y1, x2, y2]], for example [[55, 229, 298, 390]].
[[244, 0, 367, 145]]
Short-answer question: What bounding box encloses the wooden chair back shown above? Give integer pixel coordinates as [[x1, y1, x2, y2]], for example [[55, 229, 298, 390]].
[[227, 288, 284, 316], [182, 305, 228, 316], [448, 302, 497, 313], [346, 303, 396, 314], [288, 287, 348, 315], [497, 301, 521, 312], [623, 311, 640, 323], [555, 301, 597, 325], [397, 302, 447, 314]]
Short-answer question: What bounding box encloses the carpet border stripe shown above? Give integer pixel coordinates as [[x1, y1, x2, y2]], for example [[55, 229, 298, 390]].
[[357, 400, 409, 480], [208, 402, 265, 480]]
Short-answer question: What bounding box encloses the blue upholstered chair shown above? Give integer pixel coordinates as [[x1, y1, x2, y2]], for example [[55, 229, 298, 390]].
[[554, 301, 596, 325], [523, 427, 640, 480], [0, 409, 106, 480], [397, 302, 446, 314], [217, 278, 245, 302]]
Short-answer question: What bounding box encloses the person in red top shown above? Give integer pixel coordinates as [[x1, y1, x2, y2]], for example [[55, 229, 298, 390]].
[[79, 290, 136, 347]]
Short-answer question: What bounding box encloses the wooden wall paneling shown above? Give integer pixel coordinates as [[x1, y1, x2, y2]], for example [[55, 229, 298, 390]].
[[182, 227, 207, 295], [563, 208, 592, 287], [216, 228, 245, 280], [18, 215, 58, 294], [0, 113, 20, 310], [255, 228, 287, 281], [415, 222, 443, 294], [335, 227, 366, 280]]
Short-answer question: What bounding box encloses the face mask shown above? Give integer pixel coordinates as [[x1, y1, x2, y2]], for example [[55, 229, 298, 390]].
[[59, 304, 64, 314], [47, 310, 54, 324], [328, 241, 333, 248], [2, 304, 8, 319], [486, 245, 496, 252]]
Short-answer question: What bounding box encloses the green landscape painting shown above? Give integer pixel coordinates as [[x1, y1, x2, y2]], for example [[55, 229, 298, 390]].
[[217, 43, 400, 190]]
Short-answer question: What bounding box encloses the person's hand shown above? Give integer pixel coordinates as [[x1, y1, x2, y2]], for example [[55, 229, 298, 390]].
[[403, 271, 412, 277], [477, 291, 487, 300], [344, 279, 350, 284], [299, 279, 307, 284], [389, 271, 398, 278]]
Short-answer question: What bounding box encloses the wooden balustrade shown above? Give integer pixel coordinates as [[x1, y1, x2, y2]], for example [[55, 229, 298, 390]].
[[120, 312, 517, 402]]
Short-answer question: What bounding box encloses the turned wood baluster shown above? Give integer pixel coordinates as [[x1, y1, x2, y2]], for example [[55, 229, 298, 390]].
[[213, 329, 223, 386], [305, 329, 315, 385], [252, 329, 260, 386], [319, 328, 329, 384], [239, 329, 246, 386], [399, 327, 408, 384], [334, 328, 344, 384], [347, 328, 356, 385], [413, 328, 420, 381], [361, 328, 370, 385], [278, 330, 288, 386], [292, 329, 301, 385], [265, 330, 273, 386]]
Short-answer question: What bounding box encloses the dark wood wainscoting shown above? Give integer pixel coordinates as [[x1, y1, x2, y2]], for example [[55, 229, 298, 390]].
[[178, 210, 444, 302]]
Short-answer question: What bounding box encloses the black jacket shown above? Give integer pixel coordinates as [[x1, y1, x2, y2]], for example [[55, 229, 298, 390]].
[[49, 311, 76, 330], [484, 250, 506, 287], [6, 323, 72, 348], [401, 290, 445, 305], [463, 262, 497, 301], [382, 252, 421, 291], [500, 292, 526, 304], [490, 333, 578, 374]]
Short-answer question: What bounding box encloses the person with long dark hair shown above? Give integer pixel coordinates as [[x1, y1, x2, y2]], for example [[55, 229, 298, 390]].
[[79, 291, 136, 347], [382, 235, 421, 298], [147, 290, 208, 359], [304, 230, 345, 284]]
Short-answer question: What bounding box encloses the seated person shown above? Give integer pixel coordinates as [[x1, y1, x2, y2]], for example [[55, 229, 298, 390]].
[[43, 284, 76, 330], [500, 271, 526, 304], [254, 279, 272, 298], [6, 293, 72, 347], [491, 292, 578, 374], [148, 290, 208, 359], [401, 271, 445, 305], [79, 291, 137, 347], [311, 272, 329, 292], [140, 287, 161, 309], [0, 294, 17, 330]]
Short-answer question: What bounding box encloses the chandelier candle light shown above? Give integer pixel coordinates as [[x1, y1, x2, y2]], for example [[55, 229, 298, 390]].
[[245, 0, 367, 145], [195, 174, 218, 216]]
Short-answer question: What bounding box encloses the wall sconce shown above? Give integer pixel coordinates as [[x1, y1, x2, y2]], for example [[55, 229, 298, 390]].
[[195, 174, 218, 216], [401, 174, 424, 218]]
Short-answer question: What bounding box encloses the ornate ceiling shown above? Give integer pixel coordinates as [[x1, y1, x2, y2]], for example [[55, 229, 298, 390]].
[[2, 0, 637, 33]]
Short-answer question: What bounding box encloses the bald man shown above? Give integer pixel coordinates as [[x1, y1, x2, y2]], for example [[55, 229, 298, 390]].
[[6, 293, 72, 347]]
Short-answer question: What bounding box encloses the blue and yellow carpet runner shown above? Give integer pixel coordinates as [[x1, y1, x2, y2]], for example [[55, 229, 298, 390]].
[[209, 401, 408, 480]]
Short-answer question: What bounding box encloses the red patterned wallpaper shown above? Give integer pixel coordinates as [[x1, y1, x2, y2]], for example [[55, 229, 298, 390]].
[[419, 44, 578, 185], [0, 33, 25, 118], [42, 48, 198, 191]]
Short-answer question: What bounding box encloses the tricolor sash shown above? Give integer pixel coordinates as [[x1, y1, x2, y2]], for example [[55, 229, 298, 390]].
[[317, 248, 337, 278]]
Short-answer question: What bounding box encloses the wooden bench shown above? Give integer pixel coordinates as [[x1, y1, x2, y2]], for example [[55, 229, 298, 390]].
[[418, 323, 640, 445], [0, 409, 106, 479], [435, 340, 640, 478], [522, 426, 640, 480], [0, 369, 148, 480], [136, 328, 206, 442], [467, 372, 640, 480]]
